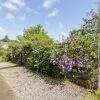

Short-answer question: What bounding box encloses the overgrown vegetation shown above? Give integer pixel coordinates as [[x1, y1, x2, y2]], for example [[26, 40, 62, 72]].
[[84, 90, 100, 100], [1, 10, 99, 89], [7, 25, 62, 78], [51, 10, 99, 89]]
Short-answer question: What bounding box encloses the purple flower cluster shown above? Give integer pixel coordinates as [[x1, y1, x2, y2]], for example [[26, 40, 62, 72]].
[[52, 58, 74, 73], [52, 57, 83, 73], [64, 58, 73, 72], [76, 60, 83, 70]]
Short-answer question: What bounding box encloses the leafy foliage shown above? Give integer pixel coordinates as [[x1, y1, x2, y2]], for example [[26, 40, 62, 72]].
[[84, 90, 100, 100], [7, 10, 99, 89], [8, 25, 61, 77], [51, 10, 98, 89]]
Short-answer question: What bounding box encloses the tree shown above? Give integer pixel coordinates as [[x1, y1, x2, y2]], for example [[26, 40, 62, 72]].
[[0, 35, 10, 42], [23, 24, 46, 38]]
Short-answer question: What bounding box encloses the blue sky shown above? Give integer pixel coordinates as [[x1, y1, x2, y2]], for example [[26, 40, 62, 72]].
[[0, 0, 98, 40]]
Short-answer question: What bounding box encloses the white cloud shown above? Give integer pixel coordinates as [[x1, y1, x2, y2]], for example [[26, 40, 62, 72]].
[[43, 0, 58, 8], [5, 13, 15, 21], [59, 22, 64, 29], [58, 31, 67, 42], [48, 8, 59, 18], [12, 0, 25, 7], [2, 1, 17, 10], [60, 32, 66, 36], [2, 0, 25, 10], [60, 31, 69, 38]]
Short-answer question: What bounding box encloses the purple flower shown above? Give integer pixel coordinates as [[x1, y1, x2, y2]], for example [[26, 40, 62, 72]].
[[72, 61, 75, 65], [76, 60, 82, 70], [64, 58, 73, 73], [67, 64, 72, 72], [59, 63, 65, 72], [52, 60, 57, 65], [61, 64, 65, 72]]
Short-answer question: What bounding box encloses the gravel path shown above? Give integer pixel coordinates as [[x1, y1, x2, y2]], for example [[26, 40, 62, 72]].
[[0, 62, 88, 100], [0, 74, 16, 100]]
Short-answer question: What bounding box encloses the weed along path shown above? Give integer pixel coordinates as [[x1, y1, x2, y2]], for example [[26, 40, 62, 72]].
[[0, 62, 88, 100]]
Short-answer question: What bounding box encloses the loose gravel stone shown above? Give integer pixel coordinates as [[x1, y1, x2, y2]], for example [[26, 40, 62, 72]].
[[0, 62, 88, 100]]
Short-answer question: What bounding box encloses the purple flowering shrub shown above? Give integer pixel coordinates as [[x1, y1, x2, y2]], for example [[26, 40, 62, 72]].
[[51, 42, 85, 73], [51, 29, 97, 88], [51, 10, 98, 89]]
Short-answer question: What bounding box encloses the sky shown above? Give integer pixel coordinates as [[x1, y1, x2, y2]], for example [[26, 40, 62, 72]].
[[0, 0, 98, 40]]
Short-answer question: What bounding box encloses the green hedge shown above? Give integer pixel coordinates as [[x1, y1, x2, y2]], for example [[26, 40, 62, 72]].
[[8, 25, 63, 78]]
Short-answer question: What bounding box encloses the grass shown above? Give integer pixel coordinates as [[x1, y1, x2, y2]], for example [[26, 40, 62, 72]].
[[84, 90, 100, 100]]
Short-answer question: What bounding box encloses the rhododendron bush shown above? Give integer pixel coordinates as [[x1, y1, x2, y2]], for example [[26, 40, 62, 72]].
[[51, 31, 97, 88], [51, 10, 98, 88]]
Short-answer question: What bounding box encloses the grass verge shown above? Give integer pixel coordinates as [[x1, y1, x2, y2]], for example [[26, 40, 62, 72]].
[[84, 90, 100, 100]]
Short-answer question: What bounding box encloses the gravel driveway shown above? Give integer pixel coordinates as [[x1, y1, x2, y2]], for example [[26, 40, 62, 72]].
[[0, 62, 88, 100], [0, 74, 16, 100]]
